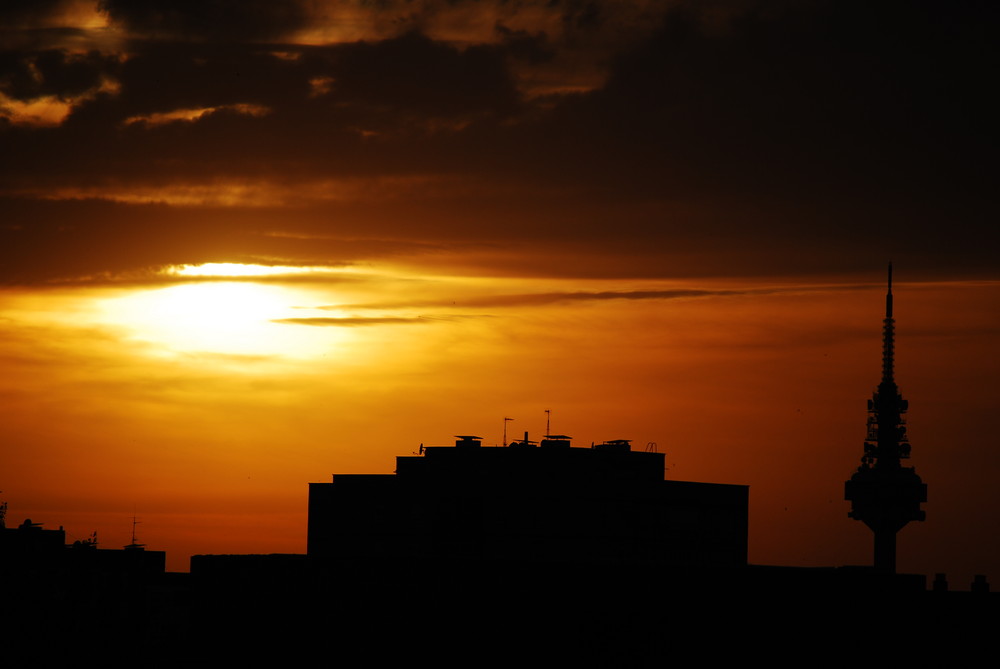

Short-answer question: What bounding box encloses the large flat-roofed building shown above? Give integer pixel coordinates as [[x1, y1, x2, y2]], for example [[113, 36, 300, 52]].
[[308, 435, 748, 570]]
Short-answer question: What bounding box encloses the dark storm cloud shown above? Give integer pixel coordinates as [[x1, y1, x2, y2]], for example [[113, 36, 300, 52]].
[[98, 0, 310, 41], [0, 198, 267, 284], [0, 49, 118, 101], [558, 0, 604, 31], [1, 1, 997, 284], [95, 31, 516, 129], [0, 197, 484, 285], [0, 28, 517, 193], [493, 25, 555, 66], [111, 42, 306, 117], [314, 31, 520, 121], [0, 0, 64, 24], [526, 0, 998, 199]]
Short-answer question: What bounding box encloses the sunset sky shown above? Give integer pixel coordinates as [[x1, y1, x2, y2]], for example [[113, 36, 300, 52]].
[[2, 1, 998, 580]]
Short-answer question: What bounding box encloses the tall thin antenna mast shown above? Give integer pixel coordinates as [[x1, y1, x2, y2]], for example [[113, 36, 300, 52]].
[[503, 417, 513, 447], [545, 409, 551, 436], [125, 514, 145, 550], [882, 262, 895, 385]]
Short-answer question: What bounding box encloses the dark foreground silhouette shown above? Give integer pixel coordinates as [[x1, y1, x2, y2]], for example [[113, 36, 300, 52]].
[[2, 435, 995, 667]]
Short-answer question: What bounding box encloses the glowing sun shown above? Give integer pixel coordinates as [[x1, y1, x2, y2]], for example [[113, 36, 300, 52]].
[[94, 265, 347, 359]]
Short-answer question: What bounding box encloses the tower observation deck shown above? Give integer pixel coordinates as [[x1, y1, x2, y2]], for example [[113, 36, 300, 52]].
[[845, 264, 927, 572]]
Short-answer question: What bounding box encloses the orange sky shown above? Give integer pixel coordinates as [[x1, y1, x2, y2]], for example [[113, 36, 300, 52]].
[[2, 2, 998, 581], [3, 271, 998, 579]]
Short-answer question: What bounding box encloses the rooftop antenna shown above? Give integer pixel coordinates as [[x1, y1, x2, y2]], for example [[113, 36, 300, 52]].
[[545, 409, 551, 436], [845, 263, 926, 572], [124, 514, 145, 550], [503, 417, 513, 447]]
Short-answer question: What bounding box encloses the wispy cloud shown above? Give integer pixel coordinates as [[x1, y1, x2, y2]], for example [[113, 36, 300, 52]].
[[322, 288, 788, 311], [123, 103, 270, 128], [1, 77, 119, 127], [272, 316, 442, 327]]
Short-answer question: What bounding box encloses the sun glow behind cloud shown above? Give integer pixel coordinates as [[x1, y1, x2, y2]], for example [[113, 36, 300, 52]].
[[85, 263, 446, 362], [94, 280, 344, 360]]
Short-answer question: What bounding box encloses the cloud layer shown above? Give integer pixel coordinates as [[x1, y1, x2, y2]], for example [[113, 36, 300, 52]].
[[1, 1, 997, 284]]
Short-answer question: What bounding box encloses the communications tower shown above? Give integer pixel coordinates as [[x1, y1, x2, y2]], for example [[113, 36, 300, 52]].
[[845, 264, 927, 572]]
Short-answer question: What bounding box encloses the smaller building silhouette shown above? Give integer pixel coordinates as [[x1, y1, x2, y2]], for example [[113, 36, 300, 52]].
[[0, 511, 166, 576]]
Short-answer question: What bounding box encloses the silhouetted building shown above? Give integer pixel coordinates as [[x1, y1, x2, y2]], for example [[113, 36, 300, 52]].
[[0, 510, 166, 576], [845, 264, 927, 572], [0, 517, 67, 570], [308, 434, 748, 571], [1, 510, 175, 658]]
